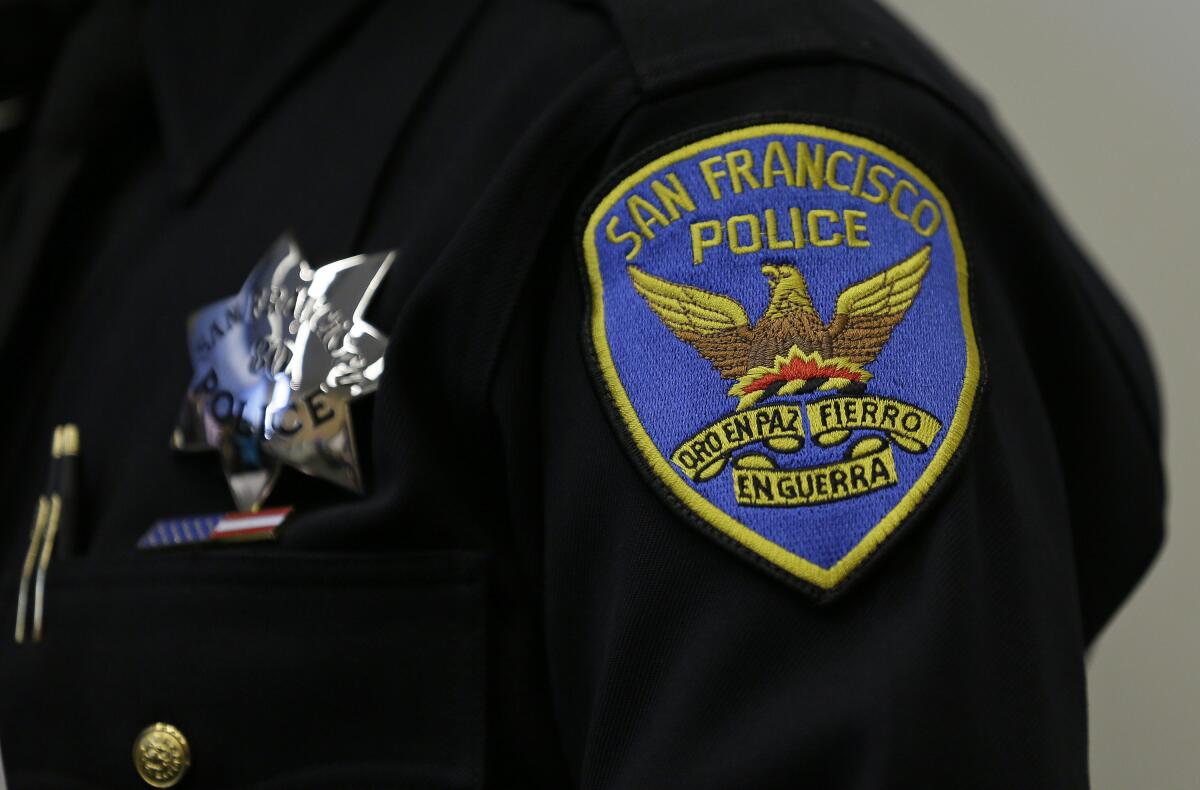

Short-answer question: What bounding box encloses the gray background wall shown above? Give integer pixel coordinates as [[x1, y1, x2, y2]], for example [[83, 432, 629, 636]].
[[885, 2, 1198, 786]]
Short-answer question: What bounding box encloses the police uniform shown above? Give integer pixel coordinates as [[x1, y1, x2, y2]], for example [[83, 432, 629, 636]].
[[0, 0, 1164, 788]]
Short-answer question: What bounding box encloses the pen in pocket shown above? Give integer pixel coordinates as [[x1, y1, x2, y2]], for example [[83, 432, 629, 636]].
[[13, 423, 81, 644], [14, 427, 60, 644]]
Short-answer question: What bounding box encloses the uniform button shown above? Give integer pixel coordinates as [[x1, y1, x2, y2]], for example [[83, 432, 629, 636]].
[[133, 722, 191, 788]]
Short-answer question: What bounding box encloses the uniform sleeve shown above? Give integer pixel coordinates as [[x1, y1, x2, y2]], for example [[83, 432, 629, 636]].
[[502, 60, 1162, 789]]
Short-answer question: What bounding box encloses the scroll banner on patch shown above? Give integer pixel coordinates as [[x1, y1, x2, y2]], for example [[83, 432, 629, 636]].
[[670, 396, 939, 483], [671, 403, 806, 481], [807, 396, 942, 453], [733, 438, 898, 507]]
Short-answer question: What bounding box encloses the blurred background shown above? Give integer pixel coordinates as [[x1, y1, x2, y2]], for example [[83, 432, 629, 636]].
[[886, 1, 1198, 786]]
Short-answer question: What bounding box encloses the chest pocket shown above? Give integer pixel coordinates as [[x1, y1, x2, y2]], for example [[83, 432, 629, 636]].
[[0, 550, 485, 789]]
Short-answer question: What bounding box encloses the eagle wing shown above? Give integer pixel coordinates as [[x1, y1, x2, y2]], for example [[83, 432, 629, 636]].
[[827, 245, 932, 364], [628, 265, 753, 378]]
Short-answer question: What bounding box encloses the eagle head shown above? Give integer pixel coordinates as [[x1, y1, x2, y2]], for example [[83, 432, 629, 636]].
[[760, 263, 800, 283], [760, 263, 812, 318]]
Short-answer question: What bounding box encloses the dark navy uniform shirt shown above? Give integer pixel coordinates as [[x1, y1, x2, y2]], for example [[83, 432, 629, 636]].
[[0, 1, 1164, 787]]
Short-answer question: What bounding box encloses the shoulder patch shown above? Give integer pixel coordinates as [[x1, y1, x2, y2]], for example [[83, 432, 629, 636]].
[[580, 122, 981, 597]]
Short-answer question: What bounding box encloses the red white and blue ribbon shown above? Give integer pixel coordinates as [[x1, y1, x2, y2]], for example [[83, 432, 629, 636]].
[[137, 507, 292, 549]]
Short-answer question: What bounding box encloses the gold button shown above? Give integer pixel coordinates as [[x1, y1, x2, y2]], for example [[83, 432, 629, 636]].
[[133, 722, 191, 788]]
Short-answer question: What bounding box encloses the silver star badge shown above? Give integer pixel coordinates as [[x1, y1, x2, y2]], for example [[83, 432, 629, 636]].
[[173, 234, 394, 511]]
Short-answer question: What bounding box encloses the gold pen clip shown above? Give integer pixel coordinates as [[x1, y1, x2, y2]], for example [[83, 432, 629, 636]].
[[14, 496, 50, 644], [32, 492, 62, 642], [14, 425, 72, 644]]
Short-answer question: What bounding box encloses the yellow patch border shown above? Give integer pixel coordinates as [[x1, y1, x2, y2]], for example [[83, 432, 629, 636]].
[[582, 122, 981, 590]]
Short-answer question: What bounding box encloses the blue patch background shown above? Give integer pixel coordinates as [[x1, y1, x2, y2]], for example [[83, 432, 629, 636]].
[[593, 130, 968, 569]]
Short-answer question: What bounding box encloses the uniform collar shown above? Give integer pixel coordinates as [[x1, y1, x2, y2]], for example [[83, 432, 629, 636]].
[[142, 0, 377, 193]]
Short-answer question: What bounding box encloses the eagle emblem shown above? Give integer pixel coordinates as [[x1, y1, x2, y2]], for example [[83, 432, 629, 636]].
[[629, 245, 931, 409]]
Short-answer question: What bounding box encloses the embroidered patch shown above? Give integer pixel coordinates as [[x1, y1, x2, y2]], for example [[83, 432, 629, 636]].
[[580, 123, 980, 595]]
